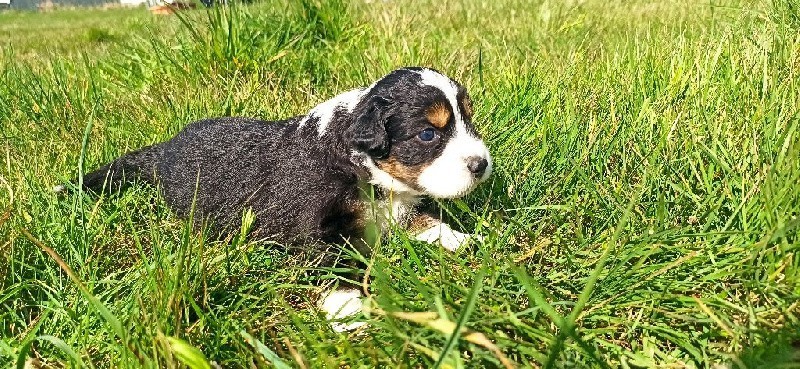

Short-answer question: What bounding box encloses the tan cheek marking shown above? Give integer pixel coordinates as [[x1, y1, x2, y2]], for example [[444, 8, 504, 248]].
[[376, 157, 429, 191], [426, 102, 451, 128]]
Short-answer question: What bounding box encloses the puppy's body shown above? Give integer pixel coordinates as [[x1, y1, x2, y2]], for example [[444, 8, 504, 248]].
[[87, 116, 365, 244], [78, 67, 491, 249], [73, 67, 492, 331]]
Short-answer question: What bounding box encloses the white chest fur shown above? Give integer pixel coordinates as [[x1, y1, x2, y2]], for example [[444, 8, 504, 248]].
[[362, 191, 419, 232]]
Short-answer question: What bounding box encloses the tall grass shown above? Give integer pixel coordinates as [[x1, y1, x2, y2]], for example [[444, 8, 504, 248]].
[[1, 0, 799, 367]]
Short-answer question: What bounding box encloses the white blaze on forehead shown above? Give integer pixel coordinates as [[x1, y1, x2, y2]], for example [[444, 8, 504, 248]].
[[299, 87, 369, 136]]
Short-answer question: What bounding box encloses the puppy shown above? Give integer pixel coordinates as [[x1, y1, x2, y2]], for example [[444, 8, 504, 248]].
[[64, 67, 492, 331]]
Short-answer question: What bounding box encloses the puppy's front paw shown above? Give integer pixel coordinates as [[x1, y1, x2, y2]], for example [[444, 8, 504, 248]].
[[415, 223, 475, 252], [319, 288, 366, 332]]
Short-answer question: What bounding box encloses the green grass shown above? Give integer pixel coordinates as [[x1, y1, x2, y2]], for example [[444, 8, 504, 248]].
[[1, 0, 799, 367]]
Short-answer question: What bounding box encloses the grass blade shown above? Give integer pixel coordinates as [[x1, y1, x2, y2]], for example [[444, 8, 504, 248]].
[[240, 330, 293, 369], [433, 264, 487, 369]]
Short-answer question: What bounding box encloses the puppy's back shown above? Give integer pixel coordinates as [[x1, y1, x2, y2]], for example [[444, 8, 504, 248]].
[[76, 116, 363, 242]]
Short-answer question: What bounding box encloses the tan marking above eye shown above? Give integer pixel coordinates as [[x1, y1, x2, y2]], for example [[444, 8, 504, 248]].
[[460, 94, 474, 118], [426, 102, 451, 128]]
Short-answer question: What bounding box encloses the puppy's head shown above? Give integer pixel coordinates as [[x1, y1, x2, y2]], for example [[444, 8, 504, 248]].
[[348, 67, 492, 199]]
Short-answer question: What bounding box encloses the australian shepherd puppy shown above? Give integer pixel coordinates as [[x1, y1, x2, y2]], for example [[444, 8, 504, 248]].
[[63, 67, 493, 331]]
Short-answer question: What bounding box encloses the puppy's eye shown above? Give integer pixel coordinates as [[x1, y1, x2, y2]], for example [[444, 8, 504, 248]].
[[418, 128, 437, 142]]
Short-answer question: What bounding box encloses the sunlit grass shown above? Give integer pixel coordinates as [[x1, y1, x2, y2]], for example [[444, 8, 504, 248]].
[[1, 0, 798, 367]]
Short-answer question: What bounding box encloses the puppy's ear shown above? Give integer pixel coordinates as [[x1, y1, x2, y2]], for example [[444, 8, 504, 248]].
[[348, 95, 390, 158]]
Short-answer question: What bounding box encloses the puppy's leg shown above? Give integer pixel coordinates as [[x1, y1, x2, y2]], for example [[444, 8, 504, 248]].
[[410, 213, 475, 252], [319, 287, 366, 332], [317, 243, 369, 333]]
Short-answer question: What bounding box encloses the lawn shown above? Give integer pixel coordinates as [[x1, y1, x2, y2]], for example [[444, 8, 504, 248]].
[[1, 0, 799, 367]]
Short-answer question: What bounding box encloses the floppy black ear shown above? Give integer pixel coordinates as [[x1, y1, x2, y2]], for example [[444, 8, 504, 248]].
[[348, 95, 390, 158]]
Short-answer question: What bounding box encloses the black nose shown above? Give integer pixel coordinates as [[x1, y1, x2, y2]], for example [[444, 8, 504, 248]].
[[467, 156, 488, 176]]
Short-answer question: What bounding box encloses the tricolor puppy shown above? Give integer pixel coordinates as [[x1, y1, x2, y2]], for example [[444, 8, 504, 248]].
[[67, 67, 492, 331]]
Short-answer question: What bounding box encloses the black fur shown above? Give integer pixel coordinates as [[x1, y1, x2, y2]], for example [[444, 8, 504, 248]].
[[82, 116, 364, 243]]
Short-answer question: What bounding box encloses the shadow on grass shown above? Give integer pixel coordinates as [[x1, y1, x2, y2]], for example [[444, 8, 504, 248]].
[[735, 323, 800, 369]]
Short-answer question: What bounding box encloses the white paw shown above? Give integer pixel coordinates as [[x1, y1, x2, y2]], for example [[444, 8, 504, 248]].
[[319, 288, 366, 332], [415, 223, 475, 252]]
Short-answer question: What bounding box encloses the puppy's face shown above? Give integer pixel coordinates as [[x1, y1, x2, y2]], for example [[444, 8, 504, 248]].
[[349, 68, 492, 199]]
